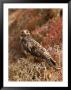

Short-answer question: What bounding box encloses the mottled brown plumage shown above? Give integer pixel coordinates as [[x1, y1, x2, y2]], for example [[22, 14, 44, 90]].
[[20, 30, 56, 68]]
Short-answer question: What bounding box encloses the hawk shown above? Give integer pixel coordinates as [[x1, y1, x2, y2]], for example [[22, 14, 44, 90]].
[[20, 30, 56, 69]]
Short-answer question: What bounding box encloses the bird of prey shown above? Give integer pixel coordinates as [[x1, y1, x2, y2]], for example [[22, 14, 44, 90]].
[[20, 30, 57, 69]]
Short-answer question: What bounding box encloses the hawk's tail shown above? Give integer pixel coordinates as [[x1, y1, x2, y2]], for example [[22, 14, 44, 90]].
[[47, 58, 59, 70], [45, 56, 56, 67]]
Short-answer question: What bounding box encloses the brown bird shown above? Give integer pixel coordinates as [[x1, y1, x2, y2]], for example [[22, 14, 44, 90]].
[[20, 30, 57, 69]]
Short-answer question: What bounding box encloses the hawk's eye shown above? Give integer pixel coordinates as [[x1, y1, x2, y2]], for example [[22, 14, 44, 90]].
[[27, 31, 29, 34]]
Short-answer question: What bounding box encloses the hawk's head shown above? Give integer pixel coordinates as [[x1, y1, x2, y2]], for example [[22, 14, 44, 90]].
[[20, 30, 30, 40]]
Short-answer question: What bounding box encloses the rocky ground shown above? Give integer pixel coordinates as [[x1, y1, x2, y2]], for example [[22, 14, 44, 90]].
[[9, 9, 62, 81]]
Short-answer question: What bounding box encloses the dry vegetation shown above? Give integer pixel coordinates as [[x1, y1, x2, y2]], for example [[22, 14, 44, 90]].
[[9, 9, 62, 81]]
